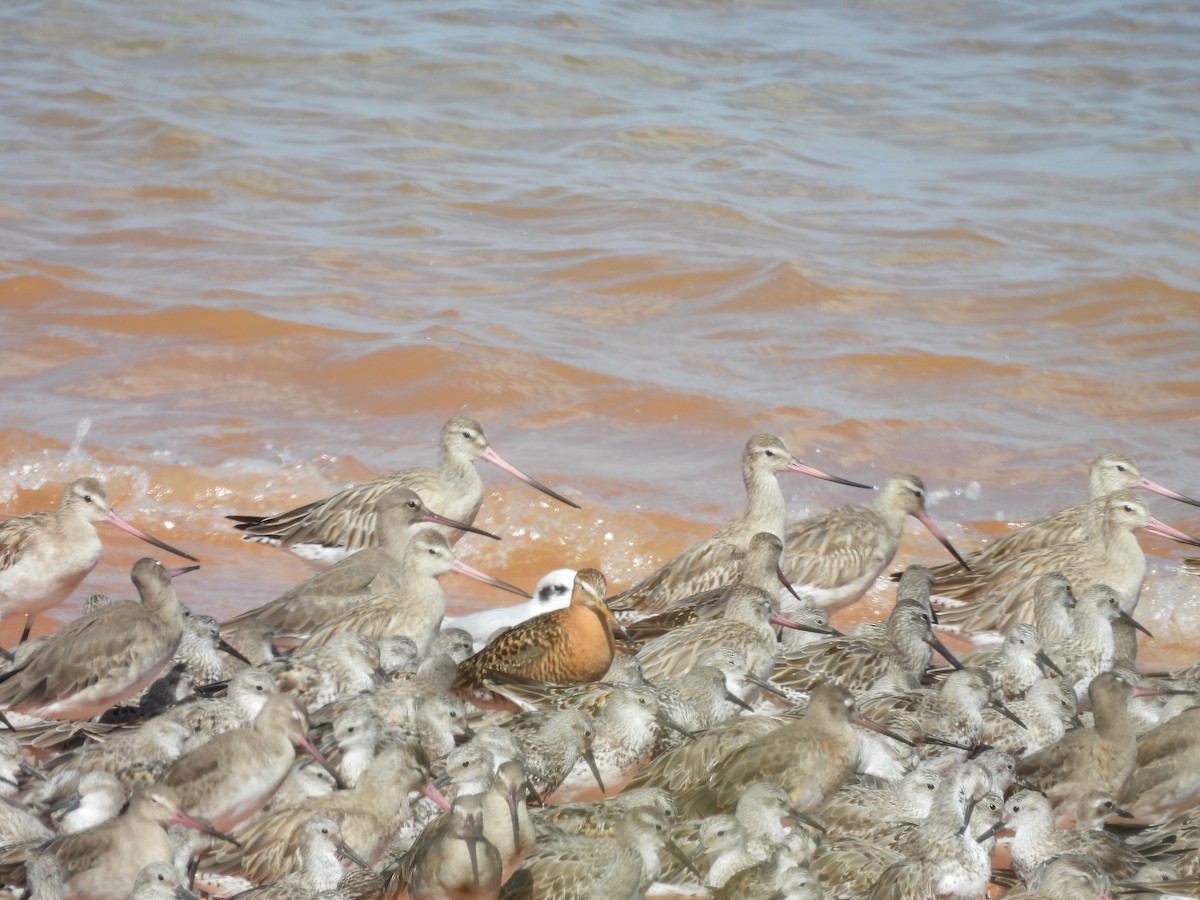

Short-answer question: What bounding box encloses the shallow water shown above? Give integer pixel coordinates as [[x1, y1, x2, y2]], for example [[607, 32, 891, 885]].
[[2, 0, 1199, 666]]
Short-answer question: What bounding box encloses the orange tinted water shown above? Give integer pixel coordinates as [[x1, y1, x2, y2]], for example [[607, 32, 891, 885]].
[[1, 0, 1198, 671]]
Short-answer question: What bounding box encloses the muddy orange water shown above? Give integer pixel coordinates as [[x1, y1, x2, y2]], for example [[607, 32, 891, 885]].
[[2, 0, 1199, 672]]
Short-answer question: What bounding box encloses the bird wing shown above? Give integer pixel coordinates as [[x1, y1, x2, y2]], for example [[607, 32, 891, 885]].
[[45, 827, 109, 882], [228, 469, 436, 553], [933, 537, 1097, 634], [199, 801, 317, 881], [454, 618, 574, 689], [627, 714, 784, 796], [783, 506, 888, 591], [772, 637, 892, 696], [0, 603, 173, 710], [0, 513, 48, 575], [612, 538, 744, 613]]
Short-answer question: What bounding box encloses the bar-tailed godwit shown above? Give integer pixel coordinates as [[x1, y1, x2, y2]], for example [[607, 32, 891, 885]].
[[612, 433, 869, 616], [782, 473, 967, 613], [228, 416, 577, 563], [0, 558, 190, 720], [0, 478, 196, 640]]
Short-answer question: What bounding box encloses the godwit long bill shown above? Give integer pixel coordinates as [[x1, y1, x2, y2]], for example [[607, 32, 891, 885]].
[[0, 478, 196, 641], [613, 433, 870, 616], [228, 416, 578, 563]]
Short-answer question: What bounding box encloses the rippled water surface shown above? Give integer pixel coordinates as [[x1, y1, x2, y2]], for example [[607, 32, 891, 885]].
[[2, 0, 1199, 663]]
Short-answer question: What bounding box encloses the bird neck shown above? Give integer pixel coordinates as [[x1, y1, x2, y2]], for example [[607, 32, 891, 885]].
[[1092, 696, 1131, 740], [742, 467, 786, 541]]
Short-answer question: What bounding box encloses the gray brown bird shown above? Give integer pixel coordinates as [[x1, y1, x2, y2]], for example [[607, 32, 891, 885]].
[[783, 472, 967, 612], [926, 451, 1200, 579], [611, 433, 869, 616], [1016, 671, 1140, 823], [41, 785, 234, 900], [159, 693, 342, 831], [0, 558, 190, 719], [0, 478, 196, 636], [223, 489, 508, 645], [672, 683, 882, 818], [227, 416, 577, 563]]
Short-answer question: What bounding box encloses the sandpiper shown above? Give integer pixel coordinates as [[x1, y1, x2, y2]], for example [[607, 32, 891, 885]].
[[935, 490, 1200, 638], [782, 473, 967, 612], [927, 450, 1200, 578], [227, 416, 578, 563], [222, 492, 511, 647], [158, 693, 342, 831], [0, 478, 196, 641], [453, 569, 622, 696], [611, 433, 869, 616], [0, 558, 190, 720]]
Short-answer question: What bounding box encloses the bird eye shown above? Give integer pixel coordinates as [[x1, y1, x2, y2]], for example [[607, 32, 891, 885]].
[[157, 874, 166, 883], [1116, 464, 1127, 472], [764, 449, 776, 457], [462, 431, 472, 439], [83, 495, 93, 503]]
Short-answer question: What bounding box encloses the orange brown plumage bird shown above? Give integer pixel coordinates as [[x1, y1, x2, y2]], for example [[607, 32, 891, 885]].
[[453, 569, 622, 696]]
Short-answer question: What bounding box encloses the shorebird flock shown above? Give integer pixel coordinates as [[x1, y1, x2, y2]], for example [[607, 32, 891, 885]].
[[2, 417, 1200, 899]]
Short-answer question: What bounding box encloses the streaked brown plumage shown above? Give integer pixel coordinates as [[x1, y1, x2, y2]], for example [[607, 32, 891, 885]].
[[296, 527, 523, 654], [1017, 670, 1139, 822], [935, 491, 1199, 637], [0, 558, 187, 720], [222, 489, 500, 644], [926, 451, 1200, 579], [1005, 789, 1146, 882], [386, 793, 502, 900], [198, 744, 441, 886], [672, 683, 864, 818], [783, 472, 966, 612], [40, 785, 231, 900], [611, 433, 869, 616], [227, 416, 577, 564], [501, 805, 684, 900], [0, 477, 196, 627], [1121, 705, 1200, 824], [621, 532, 813, 641], [634, 584, 789, 682], [158, 693, 338, 832], [453, 569, 618, 693], [771, 599, 947, 699]]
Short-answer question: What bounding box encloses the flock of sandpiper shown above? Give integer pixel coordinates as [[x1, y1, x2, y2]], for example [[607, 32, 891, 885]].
[[1, 416, 1200, 899]]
